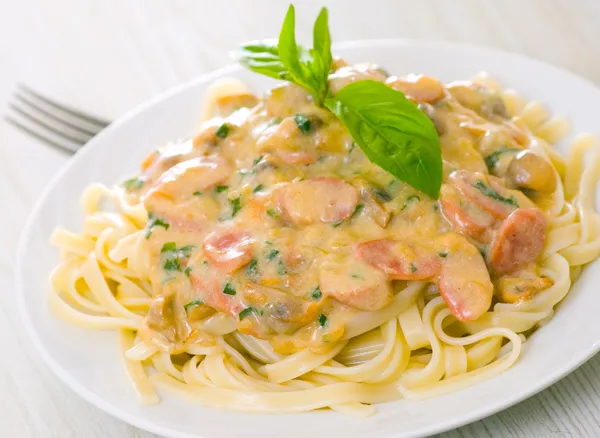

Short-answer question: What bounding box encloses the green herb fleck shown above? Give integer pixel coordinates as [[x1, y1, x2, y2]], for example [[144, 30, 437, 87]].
[[230, 196, 242, 217], [222, 282, 237, 295], [239, 307, 258, 320], [215, 185, 228, 193], [184, 299, 203, 311], [484, 146, 518, 169], [266, 209, 280, 219], [253, 155, 264, 167], [193, 191, 202, 196], [215, 123, 230, 138], [401, 195, 421, 211], [318, 313, 328, 327], [184, 266, 192, 277], [161, 242, 177, 253], [266, 248, 280, 261], [351, 273, 364, 279], [123, 177, 144, 191], [333, 203, 364, 227], [373, 187, 392, 202], [161, 243, 194, 272], [276, 259, 287, 275], [348, 141, 357, 155], [438, 251, 448, 258], [410, 263, 417, 273], [310, 286, 322, 300], [145, 213, 170, 239], [350, 203, 364, 219], [474, 180, 519, 207], [247, 259, 259, 276], [163, 259, 181, 271], [253, 184, 264, 193], [293, 114, 311, 133]]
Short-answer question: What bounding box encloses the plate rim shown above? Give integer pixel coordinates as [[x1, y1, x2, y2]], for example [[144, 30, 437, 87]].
[[15, 38, 600, 438]]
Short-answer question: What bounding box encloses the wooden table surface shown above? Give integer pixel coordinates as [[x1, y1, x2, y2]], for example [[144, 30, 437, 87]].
[[2, 1, 600, 436]]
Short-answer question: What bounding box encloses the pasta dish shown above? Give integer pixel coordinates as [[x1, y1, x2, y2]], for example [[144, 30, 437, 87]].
[[47, 6, 600, 418]]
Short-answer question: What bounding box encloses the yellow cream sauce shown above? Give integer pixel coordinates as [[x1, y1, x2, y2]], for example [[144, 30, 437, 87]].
[[127, 64, 557, 355]]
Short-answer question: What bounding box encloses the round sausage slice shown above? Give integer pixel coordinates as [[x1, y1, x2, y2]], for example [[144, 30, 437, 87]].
[[144, 156, 231, 204], [203, 230, 255, 274], [436, 234, 493, 322], [439, 184, 496, 243], [488, 208, 547, 275], [449, 170, 519, 219], [355, 239, 441, 280], [275, 178, 359, 226], [319, 255, 393, 311]]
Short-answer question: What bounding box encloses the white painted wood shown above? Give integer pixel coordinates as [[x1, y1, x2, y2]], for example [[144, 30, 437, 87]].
[[1, 0, 599, 436]]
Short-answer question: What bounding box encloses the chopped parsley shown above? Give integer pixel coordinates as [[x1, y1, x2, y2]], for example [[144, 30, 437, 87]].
[[351, 203, 364, 219], [184, 299, 203, 311], [266, 248, 280, 261], [145, 213, 169, 239], [193, 191, 202, 196], [253, 184, 264, 193], [474, 180, 519, 207], [438, 251, 448, 258], [318, 313, 328, 327], [293, 114, 311, 133], [276, 259, 287, 275], [333, 203, 364, 227], [122, 177, 144, 191], [252, 155, 264, 167], [310, 286, 322, 301], [373, 187, 392, 202], [266, 209, 280, 219], [215, 123, 230, 139], [401, 195, 421, 211], [264, 245, 286, 275], [247, 259, 259, 276], [238, 307, 256, 320], [238, 156, 264, 176], [214, 185, 228, 193], [410, 263, 417, 273], [229, 196, 242, 217], [222, 282, 236, 295], [184, 266, 192, 277], [161, 243, 194, 272], [348, 141, 357, 155], [484, 146, 518, 169]]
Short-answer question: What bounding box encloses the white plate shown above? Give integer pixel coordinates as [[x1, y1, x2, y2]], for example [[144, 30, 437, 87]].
[[16, 40, 600, 438]]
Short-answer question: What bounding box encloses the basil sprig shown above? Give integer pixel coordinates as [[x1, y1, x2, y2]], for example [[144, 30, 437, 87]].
[[326, 81, 441, 198], [235, 4, 442, 198]]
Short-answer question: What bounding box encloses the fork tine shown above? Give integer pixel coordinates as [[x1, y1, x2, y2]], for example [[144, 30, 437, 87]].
[[8, 102, 93, 145], [18, 83, 111, 128], [14, 92, 104, 138], [4, 115, 80, 154]]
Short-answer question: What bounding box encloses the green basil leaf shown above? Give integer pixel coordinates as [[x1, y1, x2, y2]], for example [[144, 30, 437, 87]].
[[311, 7, 332, 100], [325, 80, 442, 199], [236, 40, 291, 81], [278, 4, 327, 105], [278, 5, 309, 89]]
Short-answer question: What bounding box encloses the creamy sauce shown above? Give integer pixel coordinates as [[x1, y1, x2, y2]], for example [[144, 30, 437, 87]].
[[126, 65, 556, 355]]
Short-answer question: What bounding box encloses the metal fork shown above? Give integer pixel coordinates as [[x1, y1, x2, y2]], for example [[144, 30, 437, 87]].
[[4, 84, 111, 154]]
